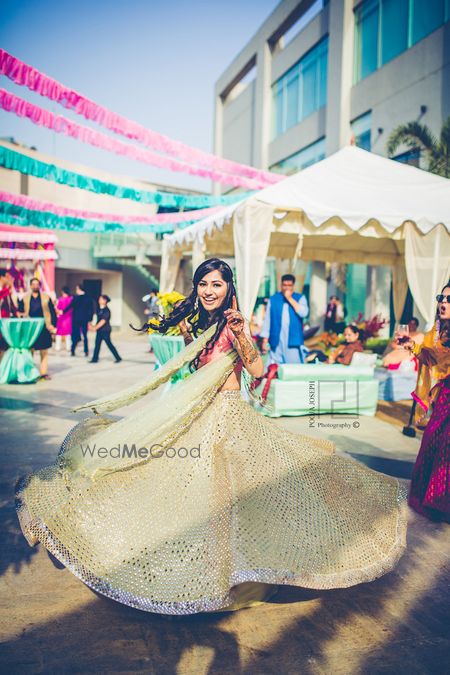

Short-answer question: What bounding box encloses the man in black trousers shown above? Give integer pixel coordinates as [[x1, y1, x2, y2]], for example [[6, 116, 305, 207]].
[[64, 284, 95, 357]]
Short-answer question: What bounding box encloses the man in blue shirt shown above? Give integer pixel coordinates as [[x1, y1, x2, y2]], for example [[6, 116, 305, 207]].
[[260, 274, 309, 364]]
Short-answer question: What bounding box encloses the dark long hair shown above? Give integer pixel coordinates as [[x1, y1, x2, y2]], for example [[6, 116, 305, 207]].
[[133, 258, 239, 371], [437, 278, 450, 347]]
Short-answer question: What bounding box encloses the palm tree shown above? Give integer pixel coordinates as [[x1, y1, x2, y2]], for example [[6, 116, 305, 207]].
[[387, 116, 450, 178]]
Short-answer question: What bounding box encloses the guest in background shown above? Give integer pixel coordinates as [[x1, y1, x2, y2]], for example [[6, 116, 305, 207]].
[[15, 283, 26, 305], [408, 317, 425, 345], [382, 317, 424, 369], [64, 284, 95, 357], [0, 268, 18, 359], [88, 294, 122, 364], [21, 277, 57, 380], [324, 295, 345, 333], [55, 286, 73, 353], [260, 275, 308, 364], [328, 324, 364, 365], [404, 283, 450, 521], [142, 288, 159, 318]]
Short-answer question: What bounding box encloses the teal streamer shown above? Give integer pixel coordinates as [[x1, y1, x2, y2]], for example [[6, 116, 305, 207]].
[[0, 201, 199, 234], [0, 146, 252, 208]]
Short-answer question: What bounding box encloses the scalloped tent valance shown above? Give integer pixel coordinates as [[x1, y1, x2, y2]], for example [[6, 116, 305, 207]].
[[162, 146, 450, 325]]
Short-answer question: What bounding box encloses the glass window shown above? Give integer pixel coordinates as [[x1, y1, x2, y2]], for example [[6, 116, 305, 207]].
[[354, 0, 379, 82], [393, 147, 421, 167], [317, 45, 328, 109], [354, 0, 450, 83], [381, 0, 408, 64], [286, 66, 300, 130], [301, 59, 318, 119], [351, 111, 372, 150], [270, 137, 326, 175], [412, 0, 445, 44], [271, 37, 328, 138]]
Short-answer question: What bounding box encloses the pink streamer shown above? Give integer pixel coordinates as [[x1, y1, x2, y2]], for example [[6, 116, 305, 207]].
[[0, 247, 57, 261], [0, 49, 281, 185], [0, 190, 221, 224], [0, 89, 268, 190]]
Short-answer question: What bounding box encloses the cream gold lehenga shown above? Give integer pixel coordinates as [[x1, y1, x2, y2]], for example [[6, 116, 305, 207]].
[[16, 323, 408, 615]]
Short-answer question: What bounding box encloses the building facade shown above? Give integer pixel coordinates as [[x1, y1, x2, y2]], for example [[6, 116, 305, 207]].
[[214, 0, 450, 330]]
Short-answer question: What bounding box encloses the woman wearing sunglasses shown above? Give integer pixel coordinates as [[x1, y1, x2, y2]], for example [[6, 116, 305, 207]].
[[401, 280, 450, 522]]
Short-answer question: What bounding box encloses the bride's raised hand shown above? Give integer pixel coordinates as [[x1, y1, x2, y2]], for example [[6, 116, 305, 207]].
[[224, 295, 244, 336]]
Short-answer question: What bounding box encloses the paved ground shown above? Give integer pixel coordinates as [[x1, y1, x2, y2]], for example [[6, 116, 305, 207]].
[[1, 335, 449, 674]]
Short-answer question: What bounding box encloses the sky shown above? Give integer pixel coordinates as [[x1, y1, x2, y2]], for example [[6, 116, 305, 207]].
[[0, 0, 280, 192]]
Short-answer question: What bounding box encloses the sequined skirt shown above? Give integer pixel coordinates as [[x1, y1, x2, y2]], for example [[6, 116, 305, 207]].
[[16, 390, 407, 615]]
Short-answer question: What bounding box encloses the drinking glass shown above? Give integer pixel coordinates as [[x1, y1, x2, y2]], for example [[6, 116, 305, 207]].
[[395, 323, 409, 346]]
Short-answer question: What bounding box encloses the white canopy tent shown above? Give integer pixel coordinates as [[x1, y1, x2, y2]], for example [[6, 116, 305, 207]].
[[162, 146, 450, 327]]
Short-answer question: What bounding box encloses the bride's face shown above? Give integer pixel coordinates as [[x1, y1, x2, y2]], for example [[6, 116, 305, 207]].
[[197, 270, 228, 313]]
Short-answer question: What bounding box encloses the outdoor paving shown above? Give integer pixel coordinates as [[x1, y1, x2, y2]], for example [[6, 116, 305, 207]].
[[0, 334, 449, 674]]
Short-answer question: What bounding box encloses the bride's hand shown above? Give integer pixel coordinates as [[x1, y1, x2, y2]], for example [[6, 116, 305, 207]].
[[224, 295, 244, 336], [178, 318, 190, 335], [178, 318, 193, 344]]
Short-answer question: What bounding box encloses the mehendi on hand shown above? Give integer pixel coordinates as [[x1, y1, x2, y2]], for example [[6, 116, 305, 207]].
[[236, 332, 260, 365]]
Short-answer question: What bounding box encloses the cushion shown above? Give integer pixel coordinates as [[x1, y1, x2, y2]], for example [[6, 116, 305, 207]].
[[350, 352, 377, 368], [278, 363, 375, 381]]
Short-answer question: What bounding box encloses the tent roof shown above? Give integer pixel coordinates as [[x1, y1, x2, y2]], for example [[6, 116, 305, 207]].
[[167, 146, 450, 250]]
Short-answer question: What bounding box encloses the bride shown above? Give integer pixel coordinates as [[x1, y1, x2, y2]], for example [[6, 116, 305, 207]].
[[16, 258, 407, 615]]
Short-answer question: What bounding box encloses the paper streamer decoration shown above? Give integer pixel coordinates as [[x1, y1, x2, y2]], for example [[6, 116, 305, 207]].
[[0, 247, 57, 261], [0, 145, 252, 208], [0, 201, 201, 234], [0, 228, 57, 244], [0, 190, 221, 225], [0, 48, 280, 186], [0, 89, 267, 190]]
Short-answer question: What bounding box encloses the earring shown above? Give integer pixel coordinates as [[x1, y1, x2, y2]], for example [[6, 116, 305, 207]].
[[194, 297, 199, 311]]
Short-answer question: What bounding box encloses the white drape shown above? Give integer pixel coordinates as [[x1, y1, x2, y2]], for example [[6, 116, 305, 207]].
[[404, 223, 450, 329], [232, 200, 273, 320], [391, 263, 409, 323], [159, 237, 182, 294], [191, 236, 206, 276]]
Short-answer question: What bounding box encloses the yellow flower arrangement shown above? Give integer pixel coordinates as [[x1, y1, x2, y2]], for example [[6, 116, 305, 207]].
[[147, 291, 187, 336]]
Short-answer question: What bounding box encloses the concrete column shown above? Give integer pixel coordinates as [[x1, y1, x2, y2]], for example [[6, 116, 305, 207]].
[[325, 0, 354, 154], [212, 95, 224, 195], [309, 261, 327, 326], [253, 41, 272, 170]]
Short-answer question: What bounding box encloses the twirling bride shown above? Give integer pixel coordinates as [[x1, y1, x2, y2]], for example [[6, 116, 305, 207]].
[[16, 258, 407, 614]]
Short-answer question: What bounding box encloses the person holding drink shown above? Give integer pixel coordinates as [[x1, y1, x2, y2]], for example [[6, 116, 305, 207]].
[[383, 318, 424, 368], [399, 282, 450, 522]]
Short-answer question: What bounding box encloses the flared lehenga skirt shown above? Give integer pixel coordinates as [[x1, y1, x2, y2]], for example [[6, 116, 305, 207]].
[[16, 390, 407, 615]]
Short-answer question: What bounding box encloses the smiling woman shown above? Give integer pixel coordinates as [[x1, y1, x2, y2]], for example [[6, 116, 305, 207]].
[[16, 257, 408, 616], [140, 258, 264, 383]]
